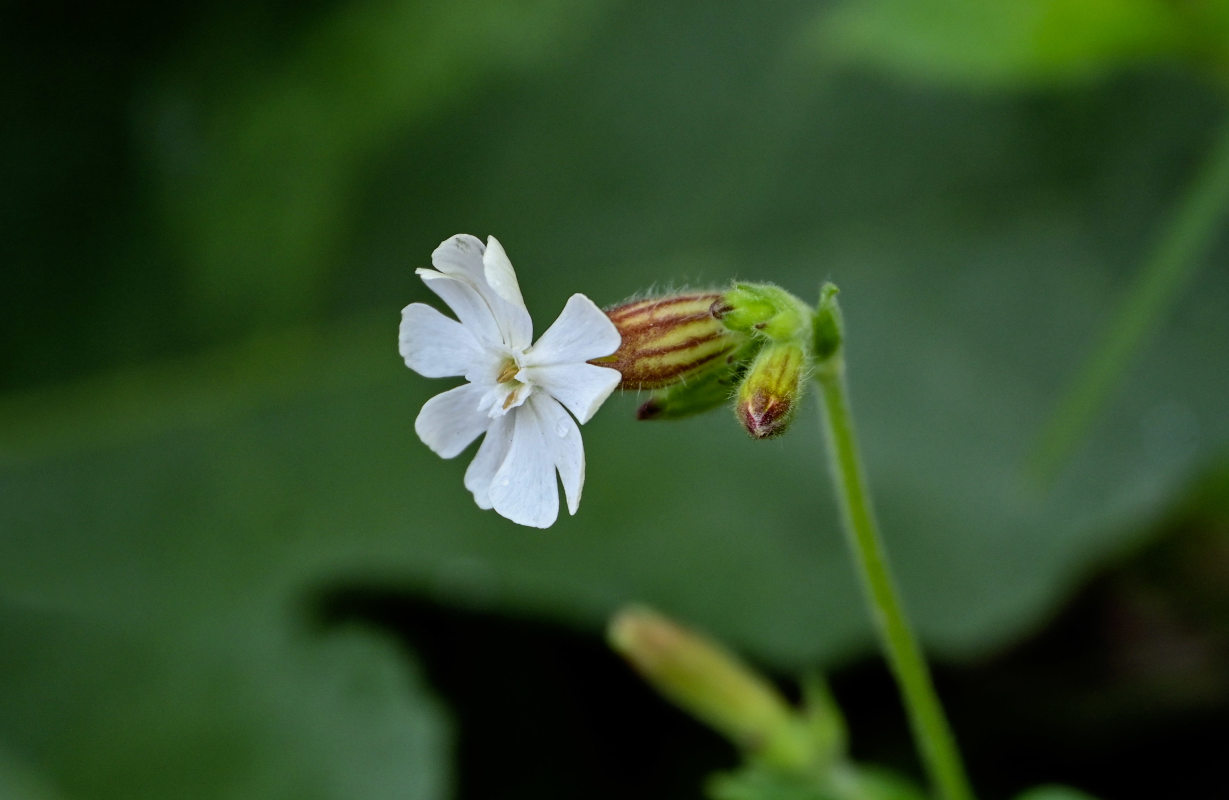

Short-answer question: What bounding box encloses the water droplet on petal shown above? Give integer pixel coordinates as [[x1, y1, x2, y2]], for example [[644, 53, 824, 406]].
[[555, 421, 570, 438]]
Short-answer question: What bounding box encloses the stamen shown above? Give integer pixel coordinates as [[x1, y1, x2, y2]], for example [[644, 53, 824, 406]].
[[496, 360, 519, 383]]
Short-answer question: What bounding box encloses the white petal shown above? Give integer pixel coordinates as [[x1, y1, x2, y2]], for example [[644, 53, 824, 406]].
[[464, 413, 513, 510], [417, 270, 503, 347], [414, 383, 493, 459], [400, 303, 490, 378], [488, 402, 559, 528], [482, 236, 526, 308], [428, 234, 532, 351], [525, 293, 621, 365], [519, 362, 620, 424], [431, 234, 487, 278], [530, 394, 585, 515], [479, 239, 532, 352]]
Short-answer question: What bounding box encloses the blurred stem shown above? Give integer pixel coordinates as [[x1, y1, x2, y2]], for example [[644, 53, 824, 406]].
[[815, 359, 975, 800], [1027, 117, 1229, 486]]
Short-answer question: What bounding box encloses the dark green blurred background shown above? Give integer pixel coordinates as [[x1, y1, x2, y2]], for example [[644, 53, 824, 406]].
[[3, 1, 1228, 798]]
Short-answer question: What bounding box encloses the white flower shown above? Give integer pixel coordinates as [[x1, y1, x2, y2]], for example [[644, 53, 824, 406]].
[[399, 234, 622, 528]]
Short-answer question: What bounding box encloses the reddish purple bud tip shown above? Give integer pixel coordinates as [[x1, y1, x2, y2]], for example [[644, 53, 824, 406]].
[[737, 391, 792, 439], [735, 342, 804, 439]]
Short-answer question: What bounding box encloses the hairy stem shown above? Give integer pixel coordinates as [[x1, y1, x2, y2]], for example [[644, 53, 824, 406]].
[[816, 361, 974, 800]]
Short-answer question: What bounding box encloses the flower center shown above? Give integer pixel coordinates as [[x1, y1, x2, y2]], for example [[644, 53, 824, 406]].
[[490, 357, 530, 412], [496, 360, 519, 384]]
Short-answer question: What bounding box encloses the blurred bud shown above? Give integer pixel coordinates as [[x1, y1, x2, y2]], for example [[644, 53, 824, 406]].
[[812, 282, 843, 363], [609, 606, 815, 770], [709, 763, 926, 800], [736, 341, 807, 439], [798, 673, 847, 764], [599, 293, 750, 390]]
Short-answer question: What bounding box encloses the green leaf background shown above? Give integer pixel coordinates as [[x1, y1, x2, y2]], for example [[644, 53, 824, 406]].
[[3, 0, 1227, 796]]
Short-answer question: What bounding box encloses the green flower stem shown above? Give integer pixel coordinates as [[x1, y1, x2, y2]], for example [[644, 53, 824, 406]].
[[1028, 117, 1229, 485], [815, 360, 975, 800]]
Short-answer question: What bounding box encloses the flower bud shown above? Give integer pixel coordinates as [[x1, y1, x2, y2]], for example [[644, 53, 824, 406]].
[[736, 341, 807, 439], [636, 362, 746, 420], [608, 606, 814, 770], [599, 293, 750, 390]]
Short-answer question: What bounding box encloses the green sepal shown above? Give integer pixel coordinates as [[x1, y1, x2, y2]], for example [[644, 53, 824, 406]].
[[718, 283, 812, 342], [812, 283, 843, 363]]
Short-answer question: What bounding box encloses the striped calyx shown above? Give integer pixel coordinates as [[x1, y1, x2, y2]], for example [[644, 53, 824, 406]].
[[597, 293, 750, 390], [597, 281, 816, 438]]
